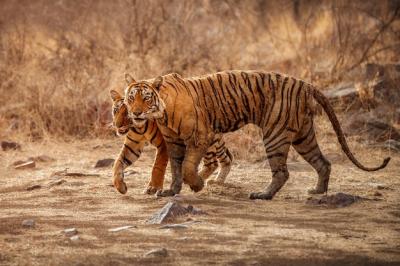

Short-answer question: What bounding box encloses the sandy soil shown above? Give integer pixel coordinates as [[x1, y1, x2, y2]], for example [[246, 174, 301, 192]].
[[0, 137, 399, 266]]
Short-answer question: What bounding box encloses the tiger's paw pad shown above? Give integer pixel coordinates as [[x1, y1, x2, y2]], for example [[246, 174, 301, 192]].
[[249, 192, 273, 200], [308, 188, 326, 195], [156, 189, 176, 197]]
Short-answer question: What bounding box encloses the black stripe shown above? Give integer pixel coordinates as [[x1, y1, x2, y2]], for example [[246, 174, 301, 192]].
[[124, 144, 140, 157], [267, 152, 285, 160]]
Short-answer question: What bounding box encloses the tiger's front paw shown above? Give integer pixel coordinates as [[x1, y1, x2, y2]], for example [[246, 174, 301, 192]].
[[144, 185, 161, 195], [156, 189, 176, 197], [189, 178, 204, 192], [113, 177, 127, 194], [249, 191, 273, 200]]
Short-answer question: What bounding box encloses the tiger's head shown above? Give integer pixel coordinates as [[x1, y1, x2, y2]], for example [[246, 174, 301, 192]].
[[123, 73, 165, 127], [109, 89, 131, 136]]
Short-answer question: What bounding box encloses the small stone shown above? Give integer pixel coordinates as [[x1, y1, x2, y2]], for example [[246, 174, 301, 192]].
[[147, 202, 189, 224], [70, 235, 79, 241], [14, 161, 36, 170], [306, 193, 362, 208], [94, 158, 115, 168], [145, 248, 168, 258], [376, 185, 388, 190], [1, 141, 21, 151], [374, 191, 383, 197], [108, 225, 136, 232], [22, 219, 35, 228], [26, 185, 41, 191], [64, 228, 78, 237]]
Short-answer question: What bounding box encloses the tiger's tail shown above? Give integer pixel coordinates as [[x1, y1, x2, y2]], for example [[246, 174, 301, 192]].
[[312, 88, 390, 171]]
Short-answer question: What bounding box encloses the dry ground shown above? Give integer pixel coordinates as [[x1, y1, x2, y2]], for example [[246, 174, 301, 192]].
[[0, 137, 399, 266]]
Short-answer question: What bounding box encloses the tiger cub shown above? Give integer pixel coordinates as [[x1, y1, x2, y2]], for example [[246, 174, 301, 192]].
[[110, 89, 233, 195], [122, 71, 390, 199]]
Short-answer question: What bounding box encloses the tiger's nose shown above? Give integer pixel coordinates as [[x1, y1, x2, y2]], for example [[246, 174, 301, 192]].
[[132, 111, 142, 117]]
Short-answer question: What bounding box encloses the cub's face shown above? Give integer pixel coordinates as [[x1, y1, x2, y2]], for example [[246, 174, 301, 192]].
[[124, 75, 165, 127], [109, 90, 131, 136]]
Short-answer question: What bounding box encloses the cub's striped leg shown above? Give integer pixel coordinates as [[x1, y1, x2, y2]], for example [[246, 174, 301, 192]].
[[156, 141, 186, 197], [206, 138, 233, 185], [112, 134, 145, 194], [250, 137, 291, 200], [199, 152, 219, 180], [292, 116, 331, 194]]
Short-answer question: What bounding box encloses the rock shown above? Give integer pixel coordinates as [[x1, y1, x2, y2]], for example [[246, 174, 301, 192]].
[[70, 235, 79, 241], [376, 185, 389, 190], [343, 112, 400, 143], [14, 160, 36, 170], [147, 202, 190, 224], [63, 228, 78, 237], [373, 191, 383, 197], [94, 158, 115, 168], [324, 82, 361, 111], [1, 141, 21, 151], [306, 193, 362, 208], [144, 248, 168, 258], [21, 219, 35, 228], [108, 225, 136, 232], [26, 184, 41, 191]]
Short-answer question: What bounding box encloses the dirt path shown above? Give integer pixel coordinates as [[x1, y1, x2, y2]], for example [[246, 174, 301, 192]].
[[0, 139, 399, 265]]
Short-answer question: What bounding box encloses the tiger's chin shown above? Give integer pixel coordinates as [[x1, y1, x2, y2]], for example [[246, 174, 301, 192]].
[[132, 118, 147, 127]]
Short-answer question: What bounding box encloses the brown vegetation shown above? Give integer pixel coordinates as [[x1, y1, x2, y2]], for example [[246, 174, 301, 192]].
[[0, 0, 399, 141]]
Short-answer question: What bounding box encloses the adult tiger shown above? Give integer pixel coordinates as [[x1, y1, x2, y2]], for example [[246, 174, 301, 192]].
[[110, 88, 233, 195], [123, 71, 390, 200]]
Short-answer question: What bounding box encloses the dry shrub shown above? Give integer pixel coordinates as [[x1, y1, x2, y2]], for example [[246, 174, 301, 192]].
[[0, 0, 398, 144]]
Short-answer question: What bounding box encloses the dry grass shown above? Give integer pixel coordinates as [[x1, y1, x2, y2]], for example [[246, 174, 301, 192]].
[[0, 0, 399, 142]]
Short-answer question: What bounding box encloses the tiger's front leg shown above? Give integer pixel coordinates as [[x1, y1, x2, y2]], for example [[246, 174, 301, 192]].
[[182, 144, 207, 192], [156, 141, 186, 197], [112, 159, 128, 194], [145, 141, 168, 195]]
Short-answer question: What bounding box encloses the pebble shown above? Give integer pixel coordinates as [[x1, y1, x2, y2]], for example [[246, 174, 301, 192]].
[[64, 228, 78, 237], [94, 158, 115, 168], [26, 185, 41, 191], [70, 235, 79, 241], [22, 219, 35, 228], [145, 248, 168, 258], [1, 141, 21, 151]]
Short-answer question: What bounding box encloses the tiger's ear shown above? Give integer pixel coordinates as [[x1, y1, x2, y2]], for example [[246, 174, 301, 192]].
[[125, 73, 136, 85], [152, 76, 163, 91], [109, 89, 122, 101]]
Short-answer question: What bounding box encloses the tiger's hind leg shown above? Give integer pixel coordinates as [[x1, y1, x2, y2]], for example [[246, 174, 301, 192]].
[[249, 140, 290, 200], [292, 116, 331, 194]]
